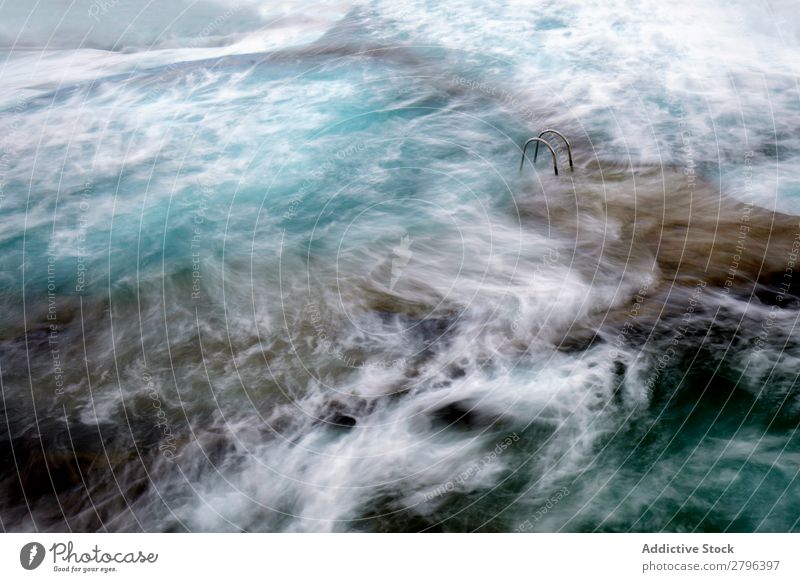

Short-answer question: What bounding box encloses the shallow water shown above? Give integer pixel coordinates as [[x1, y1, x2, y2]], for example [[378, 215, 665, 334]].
[[1, 0, 800, 532]]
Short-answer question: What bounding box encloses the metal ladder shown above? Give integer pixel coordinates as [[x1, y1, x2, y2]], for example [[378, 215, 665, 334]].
[[519, 129, 573, 176]]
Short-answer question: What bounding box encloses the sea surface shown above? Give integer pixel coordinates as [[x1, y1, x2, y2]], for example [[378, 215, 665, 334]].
[[1, 0, 800, 532]]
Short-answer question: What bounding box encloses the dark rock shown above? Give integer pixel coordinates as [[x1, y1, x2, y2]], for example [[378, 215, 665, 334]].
[[430, 400, 505, 431], [329, 414, 357, 428]]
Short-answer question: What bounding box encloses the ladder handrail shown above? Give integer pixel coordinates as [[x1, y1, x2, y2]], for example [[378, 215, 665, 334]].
[[520, 137, 559, 176], [534, 129, 573, 171]]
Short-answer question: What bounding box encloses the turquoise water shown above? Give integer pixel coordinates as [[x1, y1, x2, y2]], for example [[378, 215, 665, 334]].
[[1, 0, 800, 532]]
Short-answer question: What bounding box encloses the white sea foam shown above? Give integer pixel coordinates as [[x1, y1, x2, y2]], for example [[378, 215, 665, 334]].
[[1, 0, 799, 533]]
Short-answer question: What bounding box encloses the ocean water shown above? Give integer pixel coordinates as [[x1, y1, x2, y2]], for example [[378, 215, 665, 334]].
[[1, 0, 800, 532]]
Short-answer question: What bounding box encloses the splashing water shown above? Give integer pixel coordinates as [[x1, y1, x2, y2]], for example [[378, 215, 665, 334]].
[[1, 0, 800, 532]]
